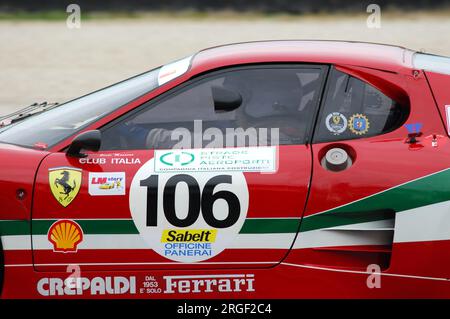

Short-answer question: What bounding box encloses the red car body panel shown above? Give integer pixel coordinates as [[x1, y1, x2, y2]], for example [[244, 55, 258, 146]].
[[424, 70, 450, 135], [0, 144, 48, 220], [1, 41, 450, 299]]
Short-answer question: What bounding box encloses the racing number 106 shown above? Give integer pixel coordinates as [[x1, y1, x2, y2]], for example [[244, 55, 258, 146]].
[[140, 174, 241, 228]]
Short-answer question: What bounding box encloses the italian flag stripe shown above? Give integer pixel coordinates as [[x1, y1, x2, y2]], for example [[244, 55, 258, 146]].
[[301, 168, 450, 231], [0, 218, 301, 236], [1, 168, 450, 237]]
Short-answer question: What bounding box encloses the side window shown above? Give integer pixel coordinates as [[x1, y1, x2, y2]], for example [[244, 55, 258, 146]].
[[313, 68, 408, 143], [101, 66, 325, 150]]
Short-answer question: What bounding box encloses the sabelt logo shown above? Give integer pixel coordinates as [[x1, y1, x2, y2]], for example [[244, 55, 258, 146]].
[[37, 276, 136, 296], [161, 229, 217, 243], [164, 274, 255, 294]]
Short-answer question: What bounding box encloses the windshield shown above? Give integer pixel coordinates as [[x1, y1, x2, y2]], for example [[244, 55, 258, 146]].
[[0, 67, 161, 149]]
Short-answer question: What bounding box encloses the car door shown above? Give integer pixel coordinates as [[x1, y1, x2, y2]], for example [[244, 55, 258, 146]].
[[32, 64, 328, 271], [287, 66, 450, 279]]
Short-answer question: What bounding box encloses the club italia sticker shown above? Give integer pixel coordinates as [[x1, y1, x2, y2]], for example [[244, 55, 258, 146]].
[[129, 148, 258, 262]]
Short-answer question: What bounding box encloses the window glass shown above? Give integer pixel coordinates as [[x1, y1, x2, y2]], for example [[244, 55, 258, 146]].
[[101, 66, 325, 150], [313, 69, 408, 143]]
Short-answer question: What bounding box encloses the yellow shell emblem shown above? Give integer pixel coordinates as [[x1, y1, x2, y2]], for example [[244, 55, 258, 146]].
[[49, 167, 82, 207], [48, 220, 83, 253]]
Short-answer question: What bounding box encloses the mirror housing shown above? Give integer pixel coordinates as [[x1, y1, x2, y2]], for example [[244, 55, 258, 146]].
[[212, 86, 242, 112], [66, 130, 101, 158]]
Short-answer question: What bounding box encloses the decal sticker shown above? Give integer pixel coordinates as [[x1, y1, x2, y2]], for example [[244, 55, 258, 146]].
[[111, 158, 141, 165], [158, 55, 193, 86], [348, 114, 370, 135], [79, 154, 141, 165], [49, 167, 82, 207], [446, 105, 450, 135], [88, 172, 126, 196], [164, 274, 255, 294], [37, 276, 135, 296], [33, 142, 48, 149], [424, 134, 446, 148], [36, 273, 254, 296], [432, 136, 438, 147], [79, 158, 107, 165], [140, 275, 163, 294], [404, 122, 423, 134], [47, 220, 83, 253], [325, 112, 347, 135], [130, 158, 249, 262], [154, 146, 277, 173]]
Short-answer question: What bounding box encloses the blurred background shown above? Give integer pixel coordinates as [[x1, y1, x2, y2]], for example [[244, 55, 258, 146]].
[[0, 0, 449, 115]]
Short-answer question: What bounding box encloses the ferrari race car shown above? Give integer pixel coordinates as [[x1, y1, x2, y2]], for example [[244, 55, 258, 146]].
[[1, 40, 450, 299]]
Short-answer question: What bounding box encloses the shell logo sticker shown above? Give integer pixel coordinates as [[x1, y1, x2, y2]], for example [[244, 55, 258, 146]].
[[49, 167, 82, 207], [48, 220, 83, 253]]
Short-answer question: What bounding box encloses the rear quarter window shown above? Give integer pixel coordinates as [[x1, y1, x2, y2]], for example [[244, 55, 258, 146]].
[[313, 68, 409, 143]]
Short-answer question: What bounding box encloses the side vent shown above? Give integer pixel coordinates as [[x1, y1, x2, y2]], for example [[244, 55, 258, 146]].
[[308, 210, 396, 271]]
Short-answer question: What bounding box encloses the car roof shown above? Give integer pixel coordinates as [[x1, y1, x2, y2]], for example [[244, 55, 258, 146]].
[[191, 40, 416, 74]]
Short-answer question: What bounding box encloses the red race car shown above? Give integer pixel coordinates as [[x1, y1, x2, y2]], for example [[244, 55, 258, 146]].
[[1, 40, 450, 299]]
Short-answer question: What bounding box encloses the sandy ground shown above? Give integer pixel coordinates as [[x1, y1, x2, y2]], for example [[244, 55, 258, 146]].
[[0, 14, 450, 116]]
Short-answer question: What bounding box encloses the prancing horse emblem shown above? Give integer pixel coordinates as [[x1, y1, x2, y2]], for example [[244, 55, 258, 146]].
[[49, 167, 82, 207]]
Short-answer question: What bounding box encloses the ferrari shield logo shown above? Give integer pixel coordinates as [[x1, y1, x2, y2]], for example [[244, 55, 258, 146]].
[[332, 115, 341, 125], [49, 167, 82, 207]]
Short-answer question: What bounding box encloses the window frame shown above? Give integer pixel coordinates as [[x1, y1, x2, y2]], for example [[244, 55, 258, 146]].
[[99, 63, 330, 149]]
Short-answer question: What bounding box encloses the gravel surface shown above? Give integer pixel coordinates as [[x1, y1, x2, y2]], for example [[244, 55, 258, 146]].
[[1, 15, 449, 115]]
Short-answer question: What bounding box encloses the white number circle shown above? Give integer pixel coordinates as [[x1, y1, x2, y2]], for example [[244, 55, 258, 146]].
[[129, 158, 249, 262]]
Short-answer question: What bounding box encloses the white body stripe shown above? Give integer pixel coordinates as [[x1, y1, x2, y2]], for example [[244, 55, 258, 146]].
[[394, 200, 450, 243], [2, 235, 32, 250], [293, 220, 393, 249], [3, 202, 450, 251], [4, 234, 295, 251]]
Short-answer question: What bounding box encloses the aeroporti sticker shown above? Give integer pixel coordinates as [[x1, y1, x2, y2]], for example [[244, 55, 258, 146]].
[[129, 157, 250, 263], [325, 112, 347, 135], [154, 146, 277, 173]]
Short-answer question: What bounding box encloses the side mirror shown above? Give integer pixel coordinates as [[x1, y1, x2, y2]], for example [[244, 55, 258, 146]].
[[66, 130, 101, 158], [212, 86, 242, 112]]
